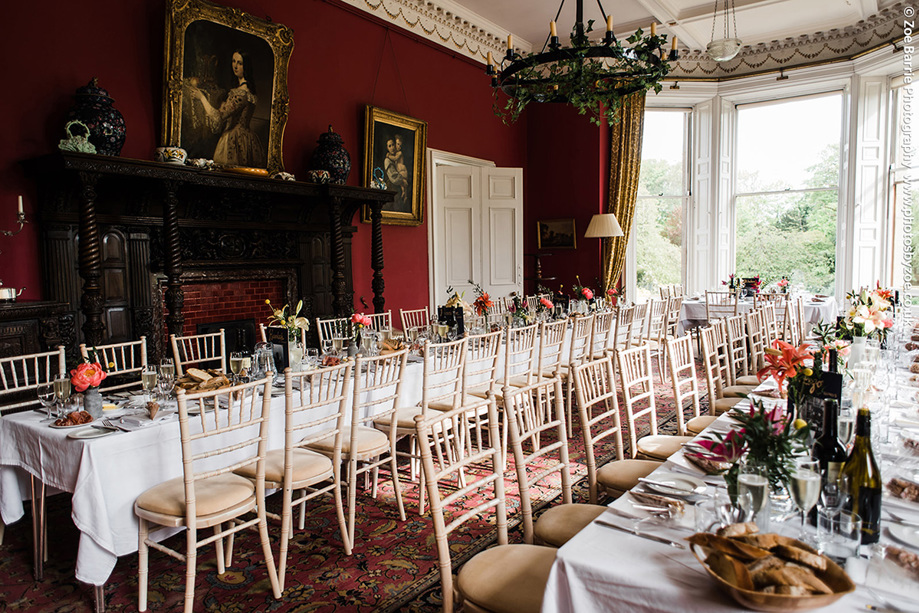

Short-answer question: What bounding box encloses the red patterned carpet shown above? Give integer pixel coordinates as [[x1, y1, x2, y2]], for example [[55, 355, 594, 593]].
[[0, 367, 702, 612]]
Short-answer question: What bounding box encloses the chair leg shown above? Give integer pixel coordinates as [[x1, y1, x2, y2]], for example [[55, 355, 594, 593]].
[[29, 475, 44, 581], [94, 584, 105, 613], [0, 521, 5, 546], [138, 518, 149, 611], [348, 459, 358, 547], [297, 494, 306, 531], [333, 467, 352, 556], [388, 452, 407, 522], [257, 501, 282, 599], [224, 520, 235, 568], [183, 527, 197, 613], [214, 524, 226, 575], [279, 486, 293, 592]]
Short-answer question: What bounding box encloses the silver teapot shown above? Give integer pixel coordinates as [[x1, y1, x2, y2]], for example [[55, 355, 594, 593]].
[[0, 282, 25, 303]]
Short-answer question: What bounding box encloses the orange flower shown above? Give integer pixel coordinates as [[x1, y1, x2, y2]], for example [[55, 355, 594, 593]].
[[70, 362, 107, 393], [757, 340, 814, 390]]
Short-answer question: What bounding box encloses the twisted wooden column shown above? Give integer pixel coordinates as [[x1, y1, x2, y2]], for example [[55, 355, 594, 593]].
[[329, 197, 348, 316], [76, 171, 105, 346], [162, 181, 184, 336], [369, 201, 385, 313]]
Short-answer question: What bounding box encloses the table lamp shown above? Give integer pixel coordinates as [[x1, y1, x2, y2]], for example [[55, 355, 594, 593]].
[[584, 213, 624, 238]]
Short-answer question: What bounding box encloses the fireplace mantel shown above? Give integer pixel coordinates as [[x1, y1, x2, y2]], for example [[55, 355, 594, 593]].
[[25, 152, 395, 349]]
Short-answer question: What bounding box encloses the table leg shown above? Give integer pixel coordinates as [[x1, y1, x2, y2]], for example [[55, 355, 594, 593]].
[[29, 474, 45, 581], [94, 584, 105, 613]]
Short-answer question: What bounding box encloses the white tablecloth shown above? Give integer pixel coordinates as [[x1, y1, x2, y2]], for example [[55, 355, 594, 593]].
[[679, 297, 838, 335], [541, 396, 918, 613], [0, 362, 427, 586]]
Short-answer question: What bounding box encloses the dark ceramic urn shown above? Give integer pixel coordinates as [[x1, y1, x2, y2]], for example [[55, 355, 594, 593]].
[[308, 125, 351, 185], [66, 78, 126, 156]]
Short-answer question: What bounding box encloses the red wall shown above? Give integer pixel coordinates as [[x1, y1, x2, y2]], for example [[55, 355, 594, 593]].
[[0, 0, 528, 317], [525, 104, 608, 296]]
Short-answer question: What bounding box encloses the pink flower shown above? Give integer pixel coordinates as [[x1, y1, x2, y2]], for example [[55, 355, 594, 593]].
[[351, 313, 372, 327], [581, 287, 594, 300], [777, 279, 788, 288], [70, 362, 107, 393], [690, 429, 746, 463], [606, 288, 618, 296], [540, 297, 553, 309]]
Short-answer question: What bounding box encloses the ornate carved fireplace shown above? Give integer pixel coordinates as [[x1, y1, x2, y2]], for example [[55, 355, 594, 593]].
[[26, 152, 395, 357]]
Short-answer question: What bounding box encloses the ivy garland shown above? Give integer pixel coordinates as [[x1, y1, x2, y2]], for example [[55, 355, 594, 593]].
[[493, 22, 674, 126]]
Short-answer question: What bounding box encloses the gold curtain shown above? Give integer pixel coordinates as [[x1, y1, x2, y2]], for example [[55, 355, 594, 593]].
[[601, 92, 646, 293]]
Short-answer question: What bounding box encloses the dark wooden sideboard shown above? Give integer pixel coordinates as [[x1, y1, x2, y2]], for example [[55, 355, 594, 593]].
[[0, 301, 75, 358], [24, 152, 395, 351]]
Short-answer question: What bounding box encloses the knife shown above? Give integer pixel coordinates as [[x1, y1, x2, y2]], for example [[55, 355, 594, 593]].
[[594, 519, 686, 549], [638, 477, 697, 494]]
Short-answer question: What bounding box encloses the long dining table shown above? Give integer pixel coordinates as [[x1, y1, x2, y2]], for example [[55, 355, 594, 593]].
[[540, 393, 919, 613], [678, 294, 838, 335]]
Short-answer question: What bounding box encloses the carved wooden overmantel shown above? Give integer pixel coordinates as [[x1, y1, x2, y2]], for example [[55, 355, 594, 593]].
[[24, 152, 395, 349]]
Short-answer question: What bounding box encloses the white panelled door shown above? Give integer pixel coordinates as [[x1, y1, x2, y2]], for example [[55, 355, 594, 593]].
[[431, 164, 523, 306]]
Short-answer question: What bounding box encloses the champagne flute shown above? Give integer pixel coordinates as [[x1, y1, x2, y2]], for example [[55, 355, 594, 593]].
[[789, 458, 821, 539], [37, 382, 55, 419], [53, 374, 71, 418], [229, 351, 244, 383], [839, 410, 856, 449], [737, 463, 769, 523], [141, 365, 158, 403], [159, 357, 175, 380]]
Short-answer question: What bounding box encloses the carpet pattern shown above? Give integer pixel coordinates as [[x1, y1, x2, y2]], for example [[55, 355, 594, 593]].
[[0, 365, 706, 612]]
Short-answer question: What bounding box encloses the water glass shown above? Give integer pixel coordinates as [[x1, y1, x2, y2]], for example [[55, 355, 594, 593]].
[[695, 490, 750, 532], [305, 348, 319, 369], [817, 509, 861, 565], [737, 464, 770, 527], [37, 382, 55, 418], [321, 339, 336, 359]]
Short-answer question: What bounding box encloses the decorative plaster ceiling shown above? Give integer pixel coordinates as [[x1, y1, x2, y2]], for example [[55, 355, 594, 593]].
[[341, 0, 906, 79]]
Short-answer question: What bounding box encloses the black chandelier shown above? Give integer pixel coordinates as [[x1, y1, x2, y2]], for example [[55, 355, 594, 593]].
[[487, 0, 678, 126]]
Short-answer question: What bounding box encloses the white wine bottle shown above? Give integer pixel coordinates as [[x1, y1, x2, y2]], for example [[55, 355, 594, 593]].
[[840, 406, 882, 544]]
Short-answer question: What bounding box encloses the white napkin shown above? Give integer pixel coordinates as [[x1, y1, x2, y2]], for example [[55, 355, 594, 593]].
[[117, 413, 174, 431]]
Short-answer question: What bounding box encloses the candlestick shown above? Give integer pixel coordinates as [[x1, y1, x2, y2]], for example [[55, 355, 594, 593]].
[[507, 34, 513, 50], [672, 36, 678, 50], [606, 15, 613, 32], [650, 23, 657, 36], [17, 196, 23, 215], [550, 21, 557, 37], [487, 51, 493, 66]]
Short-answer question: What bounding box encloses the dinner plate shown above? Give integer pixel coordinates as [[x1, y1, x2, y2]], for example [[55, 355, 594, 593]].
[[889, 523, 919, 550], [643, 471, 706, 496], [50, 418, 95, 429], [67, 427, 115, 440]]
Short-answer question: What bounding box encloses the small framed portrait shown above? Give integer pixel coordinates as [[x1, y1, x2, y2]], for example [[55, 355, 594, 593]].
[[161, 0, 294, 172], [361, 106, 428, 226], [537, 218, 577, 250]]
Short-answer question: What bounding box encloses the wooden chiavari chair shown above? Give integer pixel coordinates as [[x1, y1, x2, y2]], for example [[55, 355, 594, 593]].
[[666, 295, 684, 338], [700, 326, 749, 415], [745, 309, 767, 375], [630, 302, 651, 347], [315, 316, 351, 346], [399, 307, 430, 334], [705, 290, 738, 321], [665, 335, 716, 435], [644, 299, 670, 381], [170, 329, 226, 376], [80, 337, 148, 392], [589, 310, 616, 359]]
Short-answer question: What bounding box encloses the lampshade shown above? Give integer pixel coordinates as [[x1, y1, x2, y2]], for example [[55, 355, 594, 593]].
[[584, 213, 624, 238]]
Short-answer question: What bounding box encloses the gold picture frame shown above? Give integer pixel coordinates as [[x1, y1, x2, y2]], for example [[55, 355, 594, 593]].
[[361, 106, 428, 226], [161, 0, 293, 173], [537, 218, 577, 250]]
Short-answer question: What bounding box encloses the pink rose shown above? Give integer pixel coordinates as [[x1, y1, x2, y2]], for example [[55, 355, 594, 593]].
[[540, 298, 553, 309], [70, 362, 107, 393], [581, 288, 594, 300]]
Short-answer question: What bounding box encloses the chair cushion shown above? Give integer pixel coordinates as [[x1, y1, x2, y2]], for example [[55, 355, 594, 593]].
[[722, 385, 755, 398], [457, 543, 557, 613], [735, 375, 761, 386], [374, 406, 423, 429], [308, 427, 388, 456], [136, 473, 254, 517], [713, 396, 744, 414], [534, 503, 607, 548], [597, 459, 661, 494], [636, 435, 694, 461], [686, 415, 718, 435], [235, 448, 333, 485]]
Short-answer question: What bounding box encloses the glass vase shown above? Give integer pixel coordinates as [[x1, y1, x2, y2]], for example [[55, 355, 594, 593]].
[[83, 387, 104, 419]]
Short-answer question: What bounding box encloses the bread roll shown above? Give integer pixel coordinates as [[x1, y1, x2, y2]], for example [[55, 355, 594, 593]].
[[706, 551, 754, 591], [717, 522, 759, 538], [772, 545, 828, 571]]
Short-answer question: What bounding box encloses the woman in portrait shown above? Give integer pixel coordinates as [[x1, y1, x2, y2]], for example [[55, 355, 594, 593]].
[[383, 135, 410, 208], [191, 49, 265, 167]]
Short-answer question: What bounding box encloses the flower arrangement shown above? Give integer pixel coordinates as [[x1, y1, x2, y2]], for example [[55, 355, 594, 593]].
[[687, 400, 810, 496], [757, 339, 820, 411], [469, 281, 493, 317], [840, 284, 894, 339], [776, 277, 789, 292], [265, 299, 310, 341], [539, 297, 554, 311], [508, 293, 531, 324], [572, 275, 595, 302], [70, 361, 107, 393], [351, 313, 372, 340]]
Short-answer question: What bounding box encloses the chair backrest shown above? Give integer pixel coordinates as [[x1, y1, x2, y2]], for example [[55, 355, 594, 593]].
[[81, 337, 148, 392], [755, 292, 787, 308], [745, 310, 767, 374], [665, 335, 701, 435], [705, 291, 737, 320], [175, 375, 273, 524], [659, 285, 672, 300], [590, 310, 616, 358], [463, 329, 503, 403], [672, 284, 684, 297], [503, 323, 539, 387], [725, 314, 749, 380], [795, 297, 808, 342], [537, 319, 568, 378], [615, 344, 658, 458], [315, 317, 351, 346], [350, 350, 408, 437], [630, 302, 651, 346], [399, 308, 430, 333], [421, 337, 467, 412], [700, 325, 728, 404], [572, 355, 623, 504], [666, 296, 684, 337], [259, 323, 307, 345], [414, 396, 505, 613], [711, 319, 735, 387], [366, 311, 393, 333], [646, 299, 669, 346], [486, 300, 505, 318], [760, 303, 780, 346], [783, 299, 801, 345], [0, 346, 67, 412], [504, 378, 570, 544], [567, 313, 595, 367], [611, 306, 635, 354], [170, 329, 226, 376], [525, 295, 539, 312]]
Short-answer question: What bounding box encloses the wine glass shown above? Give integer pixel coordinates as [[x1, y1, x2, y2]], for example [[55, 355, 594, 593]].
[[159, 357, 175, 380], [321, 339, 336, 359], [37, 382, 55, 419], [361, 330, 377, 356], [305, 348, 319, 370], [53, 374, 71, 418], [737, 463, 769, 524], [789, 458, 821, 539], [819, 473, 850, 513], [141, 365, 158, 403]]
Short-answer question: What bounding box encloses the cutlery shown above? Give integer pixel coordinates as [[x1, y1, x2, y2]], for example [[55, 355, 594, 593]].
[[883, 508, 919, 528], [594, 519, 686, 549], [638, 477, 696, 494], [90, 424, 119, 433]]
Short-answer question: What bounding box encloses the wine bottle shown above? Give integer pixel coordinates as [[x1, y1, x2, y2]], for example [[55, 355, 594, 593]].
[[814, 398, 847, 484], [840, 406, 882, 544]]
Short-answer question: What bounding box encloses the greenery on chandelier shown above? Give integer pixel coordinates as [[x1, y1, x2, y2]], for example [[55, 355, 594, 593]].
[[494, 22, 673, 127]]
